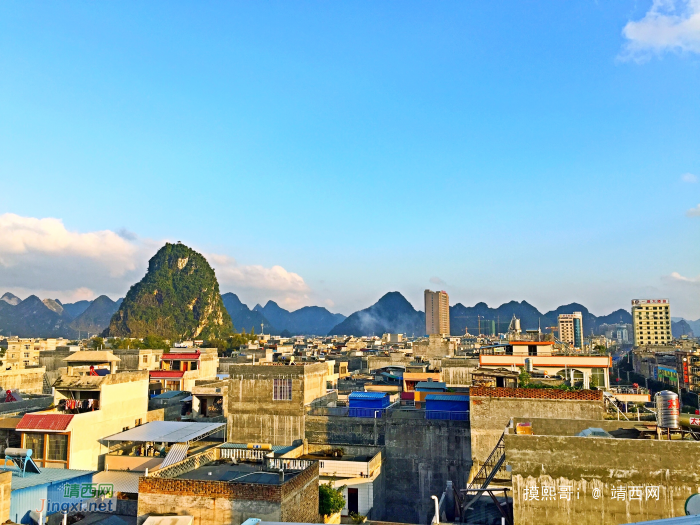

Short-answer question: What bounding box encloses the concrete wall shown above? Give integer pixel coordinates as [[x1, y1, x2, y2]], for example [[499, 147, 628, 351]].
[[470, 393, 604, 466], [0, 367, 46, 394], [227, 364, 327, 445], [506, 434, 700, 525], [439, 358, 479, 386], [0, 470, 10, 524], [62, 372, 149, 470], [305, 415, 471, 523], [138, 462, 319, 525]]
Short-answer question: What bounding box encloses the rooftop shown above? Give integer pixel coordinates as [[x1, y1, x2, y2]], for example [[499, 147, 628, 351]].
[[104, 421, 225, 443], [176, 462, 300, 485], [1, 466, 93, 491], [16, 413, 74, 432], [63, 351, 121, 363]]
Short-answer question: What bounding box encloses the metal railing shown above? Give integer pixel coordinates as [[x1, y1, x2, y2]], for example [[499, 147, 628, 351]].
[[267, 457, 314, 471]]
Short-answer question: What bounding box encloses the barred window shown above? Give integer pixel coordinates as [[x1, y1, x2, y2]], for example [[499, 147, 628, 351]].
[[48, 434, 68, 461], [273, 378, 292, 401]]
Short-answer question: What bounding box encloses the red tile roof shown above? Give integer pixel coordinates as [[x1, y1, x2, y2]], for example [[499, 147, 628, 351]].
[[150, 370, 185, 378], [16, 414, 74, 431], [160, 352, 200, 360]]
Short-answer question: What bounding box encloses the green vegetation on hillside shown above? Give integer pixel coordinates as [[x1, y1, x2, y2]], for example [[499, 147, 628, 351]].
[[107, 243, 233, 341]]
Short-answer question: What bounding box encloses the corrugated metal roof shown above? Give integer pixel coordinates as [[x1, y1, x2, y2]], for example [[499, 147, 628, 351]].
[[150, 371, 185, 378], [416, 382, 447, 390], [93, 470, 141, 494], [103, 421, 225, 443], [348, 392, 388, 400], [425, 395, 470, 402], [158, 442, 189, 469], [6, 467, 94, 490], [16, 413, 74, 431], [161, 352, 200, 360], [152, 390, 187, 399]]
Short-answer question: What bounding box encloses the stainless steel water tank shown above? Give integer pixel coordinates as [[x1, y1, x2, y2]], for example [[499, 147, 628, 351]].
[[655, 390, 680, 429], [524, 358, 533, 373]]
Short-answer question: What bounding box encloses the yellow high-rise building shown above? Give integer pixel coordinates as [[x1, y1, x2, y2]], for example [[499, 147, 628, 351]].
[[425, 290, 450, 335], [632, 299, 671, 346]]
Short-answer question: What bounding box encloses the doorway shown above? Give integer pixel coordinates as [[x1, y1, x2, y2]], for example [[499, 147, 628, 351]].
[[347, 488, 359, 515]]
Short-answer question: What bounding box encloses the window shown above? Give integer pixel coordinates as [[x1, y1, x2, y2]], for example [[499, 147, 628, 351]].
[[142, 356, 148, 363], [528, 345, 537, 356], [273, 378, 292, 401], [47, 434, 68, 461], [25, 433, 44, 459]]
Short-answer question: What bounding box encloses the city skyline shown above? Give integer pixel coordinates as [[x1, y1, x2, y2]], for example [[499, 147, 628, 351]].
[[1, 2, 699, 317]]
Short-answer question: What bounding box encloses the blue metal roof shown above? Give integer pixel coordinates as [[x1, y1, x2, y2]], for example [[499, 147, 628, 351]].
[[348, 391, 388, 400], [425, 395, 470, 402], [416, 382, 447, 390], [153, 390, 187, 399], [3, 467, 94, 491]]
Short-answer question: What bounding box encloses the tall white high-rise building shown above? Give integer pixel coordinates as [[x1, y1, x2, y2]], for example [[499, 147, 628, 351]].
[[558, 312, 584, 349], [425, 290, 450, 336], [632, 299, 671, 346]]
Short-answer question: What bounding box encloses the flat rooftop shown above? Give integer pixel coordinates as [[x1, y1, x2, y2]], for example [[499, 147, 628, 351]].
[[176, 462, 301, 485], [299, 454, 373, 462]]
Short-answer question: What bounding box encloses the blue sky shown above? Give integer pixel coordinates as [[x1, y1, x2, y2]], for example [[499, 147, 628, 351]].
[[0, 1, 699, 317]]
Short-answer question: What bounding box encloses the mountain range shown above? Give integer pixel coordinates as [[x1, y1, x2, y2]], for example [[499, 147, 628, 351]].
[[0, 292, 123, 338], [221, 293, 345, 336], [1, 288, 697, 340]]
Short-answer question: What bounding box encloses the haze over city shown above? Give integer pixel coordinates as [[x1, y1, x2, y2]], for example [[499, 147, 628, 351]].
[[1, 1, 698, 318]]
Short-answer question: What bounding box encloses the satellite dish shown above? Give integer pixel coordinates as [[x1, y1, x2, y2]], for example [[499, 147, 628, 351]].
[[686, 493, 700, 515]]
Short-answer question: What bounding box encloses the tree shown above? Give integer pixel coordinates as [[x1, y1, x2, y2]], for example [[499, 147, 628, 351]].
[[90, 337, 104, 349], [319, 482, 346, 516], [518, 367, 530, 387]]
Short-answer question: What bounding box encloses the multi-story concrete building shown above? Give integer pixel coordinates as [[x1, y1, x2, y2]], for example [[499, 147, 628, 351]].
[[424, 290, 449, 336], [558, 312, 583, 349], [149, 347, 219, 392], [2, 338, 39, 369], [632, 298, 671, 346], [677, 349, 700, 394], [16, 364, 149, 470], [226, 362, 329, 445]]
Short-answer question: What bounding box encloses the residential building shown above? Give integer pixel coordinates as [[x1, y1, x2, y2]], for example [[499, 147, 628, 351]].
[[424, 290, 449, 336], [478, 342, 611, 389], [411, 334, 456, 359], [558, 312, 583, 349], [137, 447, 320, 525], [226, 362, 329, 445], [632, 298, 672, 346], [2, 339, 39, 370], [149, 347, 219, 392], [677, 349, 700, 394], [16, 360, 149, 470]]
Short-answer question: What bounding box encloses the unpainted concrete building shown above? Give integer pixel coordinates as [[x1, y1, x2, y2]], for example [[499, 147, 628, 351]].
[[226, 363, 328, 445]]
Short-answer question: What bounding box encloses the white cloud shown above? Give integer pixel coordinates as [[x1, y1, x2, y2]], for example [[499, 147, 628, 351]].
[[208, 254, 309, 293], [0, 213, 139, 276], [670, 271, 700, 283], [681, 172, 698, 183], [620, 0, 700, 60], [0, 214, 313, 308], [686, 204, 700, 216]]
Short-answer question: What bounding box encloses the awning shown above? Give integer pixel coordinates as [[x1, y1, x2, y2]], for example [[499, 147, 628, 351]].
[[150, 371, 185, 379], [103, 420, 225, 444], [93, 470, 141, 494], [16, 414, 74, 432]]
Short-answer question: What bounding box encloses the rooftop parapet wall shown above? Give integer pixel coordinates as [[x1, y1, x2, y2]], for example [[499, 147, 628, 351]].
[[506, 434, 700, 525], [470, 386, 603, 400]]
